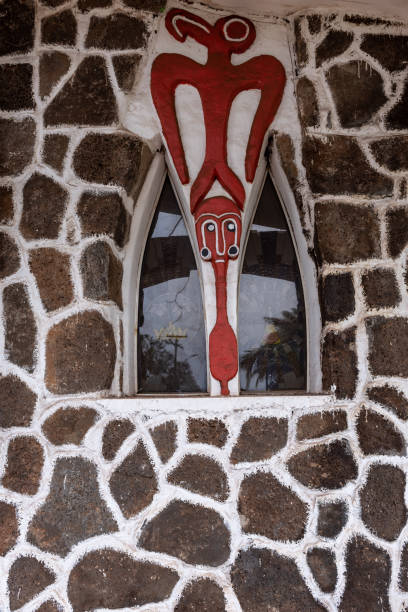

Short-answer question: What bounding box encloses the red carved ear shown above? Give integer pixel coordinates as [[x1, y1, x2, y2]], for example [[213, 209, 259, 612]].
[[165, 9, 213, 46]]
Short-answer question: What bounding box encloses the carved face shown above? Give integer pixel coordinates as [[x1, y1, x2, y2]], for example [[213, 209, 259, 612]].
[[194, 197, 242, 263]]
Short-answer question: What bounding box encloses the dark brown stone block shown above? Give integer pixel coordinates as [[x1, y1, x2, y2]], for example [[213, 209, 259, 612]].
[[45, 57, 118, 127], [294, 18, 308, 67], [68, 549, 178, 611], [297, 77, 319, 127], [340, 536, 391, 611], [8, 557, 55, 611], [386, 206, 408, 258], [2, 436, 44, 495], [110, 441, 157, 518], [368, 384, 408, 420], [288, 439, 357, 490], [0, 502, 18, 555], [361, 34, 408, 73], [317, 500, 347, 538], [78, 0, 112, 9], [0, 117, 36, 176], [113, 55, 141, 92], [0, 232, 20, 279], [102, 418, 135, 460], [29, 248, 73, 311], [41, 10, 77, 46], [297, 410, 347, 440], [187, 418, 227, 447], [400, 542, 408, 590], [360, 464, 406, 541], [73, 132, 152, 194], [77, 191, 129, 248], [0, 0, 34, 56], [303, 136, 393, 197], [231, 547, 325, 611], [0, 63, 33, 111], [231, 416, 287, 463], [139, 500, 230, 566], [239, 471, 307, 541], [345, 15, 398, 26], [327, 61, 387, 128], [40, 0, 66, 5], [307, 548, 337, 592], [39, 52, 70, 99], [357, 407, 405, 456], [169, 454, 229, 501], [307, 15, 321, 34], [45, 311, 116, 394], [0, 186, 13, 224], [28, 457, 117, 556], [176, 579, 225, 611], [366, 316, 408, 377], [81, 241, 122, 308], [316, 30, 353, 67], [362, 268, 400, 309], [151, 421, 177, 461], [36, 601, 62, 612], [42, 407, 97, 445], [4, 283, 36, 372], [370, 136, 408, 172], [86, 14, 147, 50], [322, 327, 357, 399], [21, 173, 67, 240], [0, 374, 36, 428], [123, 0, 165, 11], [387, 79, 408, 130], [320, 272, 355, 322]]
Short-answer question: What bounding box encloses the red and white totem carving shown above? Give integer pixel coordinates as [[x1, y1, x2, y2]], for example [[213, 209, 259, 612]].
[[151, 8, 286, 395]]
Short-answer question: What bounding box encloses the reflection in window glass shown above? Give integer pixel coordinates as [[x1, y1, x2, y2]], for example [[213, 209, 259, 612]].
[[138, 177, 206, 393], [238, 176, 306, 391]]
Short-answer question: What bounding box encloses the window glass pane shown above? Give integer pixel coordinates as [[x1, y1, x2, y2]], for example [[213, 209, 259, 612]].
[[238, 176, 306, 391], [138, 177, 207, 393]]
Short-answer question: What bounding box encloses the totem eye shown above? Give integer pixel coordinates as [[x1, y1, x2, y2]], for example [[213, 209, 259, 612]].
[[206, 223, 215, 232], [228, 245, 239, 257], [201, 247, 211, 260], [226, 222, 235, 232]]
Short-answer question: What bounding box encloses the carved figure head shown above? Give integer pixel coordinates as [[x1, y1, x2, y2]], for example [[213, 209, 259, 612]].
[[194, 197, 242, 264]]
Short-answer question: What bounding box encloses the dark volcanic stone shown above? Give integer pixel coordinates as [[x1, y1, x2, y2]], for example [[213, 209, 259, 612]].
[[36, 601, 62, 612], [81, 241, 123, 308], [0, 117, 36, 176], [231, 547, 325, 611], [73, 132, 152, 194], [29, 248, 73, 311], [4, 283, 36, 371], [21, 173, 67, 240], [320, 272, 354, 322], [86, 14, 147, 50], [345, 15, 398, 26], [307, 548, 337, 592], [175, 579, 226, 611], [168, 454, 229, 501], [361, 34, 408, 73], [45, 56, 118, 127], [399, 542, 408, 590], [45, 311, 116, 394], [327, 61, 387, 127], [322, 327, 357, 399], [113, 55, 141, 92], [238, 471, 307, 541], [367, 316, 408, 377], [123, 0, 165, 11], [297, 410, 347, 440], [28, 457, 117, 556], [68, 549, 178, 611], [0, 502, 18, 555], [139, 500, 230, 566], [39, 52, 70, 98], [294, 18, 308, 67], [42, 407, 97, 445], [151, 421, 177, 461], [0, 375, 36, 428], [316, 30, 353, 67], [288, 439, 357, 490], [303, 136, 393, 197], [362, 268, 400, 309], [297, 77, 319, 127], [340, 536, 391, 611], [231, 416, 287, 463], [0, 186, 13, 223], [0, 63, 33, 110], [43, 134, 69, 173], [360, 464, 406, 541], [357, 407, 405, 456], [110, 441, 157, 518], [317, 500, 347, 538], [2, 436, 44, 495], [307, 15, 321, 34], [102, 418, 135, 460], [387, 79, 408, 130], [386, 207, 408, 258], [187, 418, 227, 447], [370, 136, 408, 172], [77, 191, 129, 248], [0, 0, 34, 56], [368, 384, 408, 420], [78, 0, 112, 10], [8, 557, 55, 611], [0, 232, 20, 279], [315, 202, 380, 264], [41, 10, 77, 46]]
